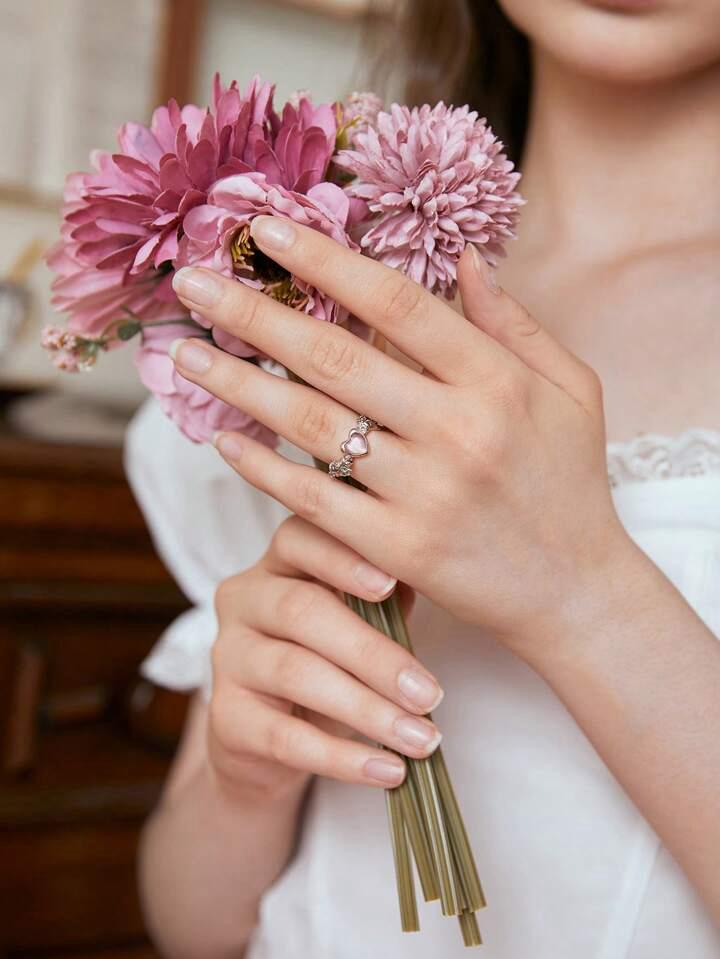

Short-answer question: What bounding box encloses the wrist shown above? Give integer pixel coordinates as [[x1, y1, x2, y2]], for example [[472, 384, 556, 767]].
[[207, 759, 313, 815], [509, 525, 665, 673]]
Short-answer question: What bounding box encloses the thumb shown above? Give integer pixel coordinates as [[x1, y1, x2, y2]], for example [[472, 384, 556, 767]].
[[457, 245, 601, 411]]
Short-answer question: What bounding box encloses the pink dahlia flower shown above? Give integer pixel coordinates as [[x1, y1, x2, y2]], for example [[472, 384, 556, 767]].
[[46, 166, 183, 338], [46, 75, 277, 337], [46, 74, 347, 338], [258, 95, 338, 192], [336, 102, 524, 297], [135, 322, 276, 446], [177, 172, 360, 357]]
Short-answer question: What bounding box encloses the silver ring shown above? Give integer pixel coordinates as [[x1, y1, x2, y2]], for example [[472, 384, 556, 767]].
[[328, 415, 382, 478]]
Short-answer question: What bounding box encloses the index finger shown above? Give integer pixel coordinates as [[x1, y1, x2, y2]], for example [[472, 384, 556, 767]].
[[249, 215, 506, 384]]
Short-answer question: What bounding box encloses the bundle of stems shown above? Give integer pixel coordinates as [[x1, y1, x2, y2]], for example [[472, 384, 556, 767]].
[[288, 364, 486, 944], [345, 590, 486, 946]]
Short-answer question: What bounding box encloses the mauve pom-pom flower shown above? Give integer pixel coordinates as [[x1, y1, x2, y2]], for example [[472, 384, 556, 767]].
[[135, 323, 277, 446], [341, 91, 384, 143], [336, 102, 524, 298], [176, 172, 361, 357]]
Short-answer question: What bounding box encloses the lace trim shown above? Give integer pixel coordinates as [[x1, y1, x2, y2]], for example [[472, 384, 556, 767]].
[[607, 427, 720, 488]]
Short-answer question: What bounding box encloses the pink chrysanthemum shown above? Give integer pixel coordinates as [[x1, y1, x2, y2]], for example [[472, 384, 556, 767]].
[[135, 322, 277, 446], [336, 102, 524, 297], [341, 91, 384, 143], [177, 172, 361, 357]]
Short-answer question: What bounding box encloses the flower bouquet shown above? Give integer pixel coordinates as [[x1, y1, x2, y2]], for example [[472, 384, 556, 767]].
[[44, 74, 523, 946]]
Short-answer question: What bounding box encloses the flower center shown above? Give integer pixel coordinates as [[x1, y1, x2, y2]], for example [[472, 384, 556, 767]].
[[230, 224, 309, 310]]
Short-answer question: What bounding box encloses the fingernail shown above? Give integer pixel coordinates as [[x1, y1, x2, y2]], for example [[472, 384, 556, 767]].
[[363, 756, 406, 786], [214, 431, 244, 460], [397, 667, 444, 712], [172, 267, 222, 306], [170, 338, 213, 374], [470, 244, 502, 295], [393, 716, 442, 753], [353, 562, 396, 597], [250, 215, 296, 251]]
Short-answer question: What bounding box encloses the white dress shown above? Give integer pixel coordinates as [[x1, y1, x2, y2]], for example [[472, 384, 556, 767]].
[[125, 398, 720, 958]]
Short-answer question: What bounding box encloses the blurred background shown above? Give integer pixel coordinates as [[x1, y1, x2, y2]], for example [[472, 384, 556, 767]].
[[0, 2, 390, 955]]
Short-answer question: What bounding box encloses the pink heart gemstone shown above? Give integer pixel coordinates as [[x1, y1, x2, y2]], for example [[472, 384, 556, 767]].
[[341, 430, 369, 457]]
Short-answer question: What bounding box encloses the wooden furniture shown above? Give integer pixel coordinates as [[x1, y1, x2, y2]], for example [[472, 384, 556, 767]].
[[0, 404, 190, 958]]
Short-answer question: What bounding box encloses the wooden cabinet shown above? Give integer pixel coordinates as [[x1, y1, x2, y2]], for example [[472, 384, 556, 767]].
[[0, 417, 190, 958]]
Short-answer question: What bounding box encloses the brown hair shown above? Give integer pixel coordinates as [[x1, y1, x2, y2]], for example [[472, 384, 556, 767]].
[[368, 1, 530, 162]]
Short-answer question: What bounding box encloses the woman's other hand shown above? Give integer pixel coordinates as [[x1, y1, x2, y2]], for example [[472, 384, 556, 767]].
[[208, 515, 443, 803]]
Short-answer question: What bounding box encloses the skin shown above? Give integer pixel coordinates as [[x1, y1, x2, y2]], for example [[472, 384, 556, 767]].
[[139, 2, 720, 955]]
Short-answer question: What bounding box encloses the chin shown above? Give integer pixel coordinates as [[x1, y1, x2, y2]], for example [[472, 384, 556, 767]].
[[497, 0, 720, 86]]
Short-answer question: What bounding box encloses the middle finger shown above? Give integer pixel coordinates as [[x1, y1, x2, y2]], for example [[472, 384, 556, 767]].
[[172, 266, 444, 440], [170, 337, 408, 498]]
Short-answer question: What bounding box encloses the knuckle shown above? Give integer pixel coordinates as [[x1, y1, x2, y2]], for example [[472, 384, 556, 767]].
[[214, 574, 244, 620], [378, 273, 426, 327], [270, 515, 302, 559], [402, 525, 440, 578], [235, 290, 266, 339], [475, 413, 511, 470], [208, 689, 242, 754], [292, 398, 335, 448], [310, 243, 333, 277], [211, 624, 254, 681], [483, 367, 527, 413], [272, 644, 313, 695], [447, 409, 509, 476], [293, 471, 325, 521], [277, 580, 324, 631], [307, 332, 362, 383], [266, 719, 302, 765], [347, 626, 387, 674], [512, 304, 542, 338]]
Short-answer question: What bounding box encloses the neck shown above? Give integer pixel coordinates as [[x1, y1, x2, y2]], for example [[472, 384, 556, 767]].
[[516, 51, 720, 261]]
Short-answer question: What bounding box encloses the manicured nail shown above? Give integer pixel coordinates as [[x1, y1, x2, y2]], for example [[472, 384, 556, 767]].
[[250, 215, 296, 251], [214, 431, 244, 460], [397, 667, 444, 712], [470, 244, 502, 295], [170, 338, 212, 374], [353, 562, 396, 597], [172, 267, 222, 306], [394, 716, 442, 753], [363, 756, 405, 786]]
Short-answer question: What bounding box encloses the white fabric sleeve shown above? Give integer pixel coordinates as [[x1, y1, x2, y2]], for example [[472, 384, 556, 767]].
[[123, 397, 312, 699]]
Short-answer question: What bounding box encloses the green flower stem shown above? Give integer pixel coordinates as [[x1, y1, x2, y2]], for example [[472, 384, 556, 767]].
[[141, 317, 204, 329], [431, 747, 487, 911], [398, 765, 440, 903], [386, 781, 420, 933], [459, 909, 483, 948], [289, 368, 485, 945]]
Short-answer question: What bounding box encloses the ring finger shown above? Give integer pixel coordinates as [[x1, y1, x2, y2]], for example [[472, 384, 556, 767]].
[[170, 336, 408, 497], [240, 632, 443, 760]]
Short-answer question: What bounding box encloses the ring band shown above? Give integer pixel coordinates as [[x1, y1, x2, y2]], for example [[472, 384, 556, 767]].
[[328, 415, 382, 479]]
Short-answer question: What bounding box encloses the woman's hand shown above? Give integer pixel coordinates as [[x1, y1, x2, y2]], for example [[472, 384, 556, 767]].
[[171, 216, 639, 654], [208, 514, 444, 802]]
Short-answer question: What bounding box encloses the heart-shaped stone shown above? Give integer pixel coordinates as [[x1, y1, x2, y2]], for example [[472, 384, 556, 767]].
[[341, 429, 369, 457]]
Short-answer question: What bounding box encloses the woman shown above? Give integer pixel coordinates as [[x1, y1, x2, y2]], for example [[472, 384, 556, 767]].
[[126, 1, 720, 956]]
